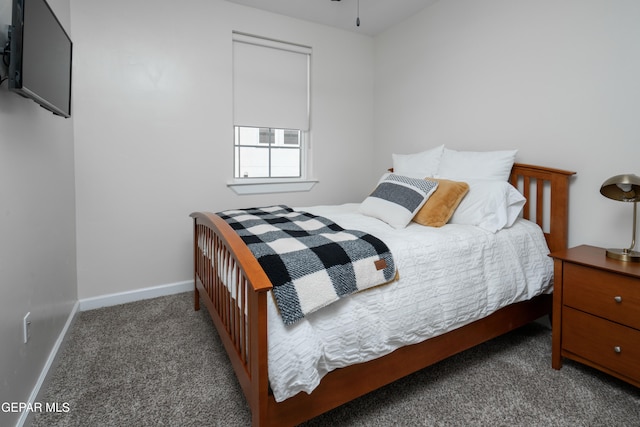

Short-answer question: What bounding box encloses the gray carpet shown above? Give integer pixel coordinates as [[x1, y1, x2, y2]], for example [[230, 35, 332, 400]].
[[31, 292, 640, 427]]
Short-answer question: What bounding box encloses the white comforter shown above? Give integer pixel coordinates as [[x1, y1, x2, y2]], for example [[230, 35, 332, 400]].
[[266, 203, 553, 402]]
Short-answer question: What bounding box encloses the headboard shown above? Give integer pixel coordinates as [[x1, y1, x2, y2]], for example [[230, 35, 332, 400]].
[[388, 163, 576, 253], [509, 163, 576, 253]]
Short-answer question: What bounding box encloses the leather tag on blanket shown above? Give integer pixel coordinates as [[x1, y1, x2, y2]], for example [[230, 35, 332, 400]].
[[375, 259, 387, 270]]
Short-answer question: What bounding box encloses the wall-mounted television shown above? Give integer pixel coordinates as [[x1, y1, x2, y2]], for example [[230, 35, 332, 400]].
[[9, 0, 72, 118]]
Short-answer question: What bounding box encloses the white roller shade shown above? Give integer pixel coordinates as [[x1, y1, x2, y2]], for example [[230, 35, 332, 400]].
[[233, 33, 311, 131]]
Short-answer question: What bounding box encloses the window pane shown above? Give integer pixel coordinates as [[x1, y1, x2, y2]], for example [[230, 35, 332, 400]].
[[236, 127, 261, 146], [236, 146, 270, 178], [272, 129, 300, 146], [271, 147, 300, 177]]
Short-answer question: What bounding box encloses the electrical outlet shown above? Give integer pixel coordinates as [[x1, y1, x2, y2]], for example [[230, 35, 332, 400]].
[[23, 312, 31, 344]]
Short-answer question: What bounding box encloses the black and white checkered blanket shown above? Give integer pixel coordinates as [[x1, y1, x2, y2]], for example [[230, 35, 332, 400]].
[[217, 205, 397, 325]]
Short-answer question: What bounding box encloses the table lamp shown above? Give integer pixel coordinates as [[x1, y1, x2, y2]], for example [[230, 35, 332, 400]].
[[600, 173, 640, 262]]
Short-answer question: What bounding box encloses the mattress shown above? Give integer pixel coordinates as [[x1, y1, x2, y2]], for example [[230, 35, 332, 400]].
[[266, 203, 554, 402]]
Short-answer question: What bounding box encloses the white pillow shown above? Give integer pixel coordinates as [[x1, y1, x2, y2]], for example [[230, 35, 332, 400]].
[[392, 145, 444, 179], [448, 180, 525, 233], [436, 148, 517, 181], [359, 173, 439, 229]]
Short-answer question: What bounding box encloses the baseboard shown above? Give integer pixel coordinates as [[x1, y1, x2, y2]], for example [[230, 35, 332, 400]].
[[15, 282, 193, 426], [17, 300, 80, 427], [79, 280, 193, 312]]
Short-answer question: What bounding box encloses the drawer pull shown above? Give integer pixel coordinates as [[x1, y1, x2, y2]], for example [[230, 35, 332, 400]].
[[614, 296, 623, 303], [614, 346, 622, 353]]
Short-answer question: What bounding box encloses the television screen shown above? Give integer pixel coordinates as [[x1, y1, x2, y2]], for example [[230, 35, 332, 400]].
[[9, 0, 72, 118]]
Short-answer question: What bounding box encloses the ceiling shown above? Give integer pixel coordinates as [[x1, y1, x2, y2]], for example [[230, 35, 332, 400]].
[[225, 0, 439, 37]]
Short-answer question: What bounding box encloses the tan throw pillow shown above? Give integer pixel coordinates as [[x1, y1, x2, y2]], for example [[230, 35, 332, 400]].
[[413, 179, 469, 227]]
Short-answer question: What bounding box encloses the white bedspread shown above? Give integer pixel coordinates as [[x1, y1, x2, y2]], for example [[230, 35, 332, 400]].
[[267, 203, 553, 402]]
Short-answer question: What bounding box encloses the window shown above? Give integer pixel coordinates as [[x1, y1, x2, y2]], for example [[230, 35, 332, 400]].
[[234, 126, 301, 178], [230, 32, 315, 194]]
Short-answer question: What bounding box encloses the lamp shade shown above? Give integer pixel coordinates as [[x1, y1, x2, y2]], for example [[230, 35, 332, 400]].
[[600, 174, 640, 202]]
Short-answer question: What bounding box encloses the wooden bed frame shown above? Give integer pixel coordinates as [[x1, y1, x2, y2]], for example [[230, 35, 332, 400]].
[[191, 163, 575, 426]]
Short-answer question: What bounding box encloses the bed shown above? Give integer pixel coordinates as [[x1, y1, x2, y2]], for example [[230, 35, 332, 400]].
[[191, 163, 575, 426]]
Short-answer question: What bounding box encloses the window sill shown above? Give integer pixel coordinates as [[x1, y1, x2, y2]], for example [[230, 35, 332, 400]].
[[227, 179, 318, 195]]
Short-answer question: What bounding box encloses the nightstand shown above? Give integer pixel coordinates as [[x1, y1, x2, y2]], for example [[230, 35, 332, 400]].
[[549, 245, 640, 387]]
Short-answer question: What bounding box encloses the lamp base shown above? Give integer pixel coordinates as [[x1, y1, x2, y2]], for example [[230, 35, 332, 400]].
[[606, 248, 640, 262]]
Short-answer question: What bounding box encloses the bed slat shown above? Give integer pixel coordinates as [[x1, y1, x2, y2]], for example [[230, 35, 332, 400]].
[[510, 164, 575, 253], [192, 212, 271, 425]]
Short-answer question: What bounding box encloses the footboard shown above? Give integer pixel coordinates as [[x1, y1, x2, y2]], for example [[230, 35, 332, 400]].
[[191, 212, 271, 426]]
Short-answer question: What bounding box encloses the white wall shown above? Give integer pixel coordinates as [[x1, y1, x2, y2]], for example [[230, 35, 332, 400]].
[[374, 0, 640, 249], [71, 0, 375, 299], [0, 0, 77, 425], [71, 0, 640, 300]]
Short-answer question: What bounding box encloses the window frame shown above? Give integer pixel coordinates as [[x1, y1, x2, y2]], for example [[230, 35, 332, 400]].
[[229, 126, 316, 195], [228, 32, 316, 195], [233, 126, 304, 179]]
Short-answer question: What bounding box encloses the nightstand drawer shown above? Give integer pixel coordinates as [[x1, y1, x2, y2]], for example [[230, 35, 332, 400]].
[[563, 307, 640, 383], [564, 263, 640, 330]]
